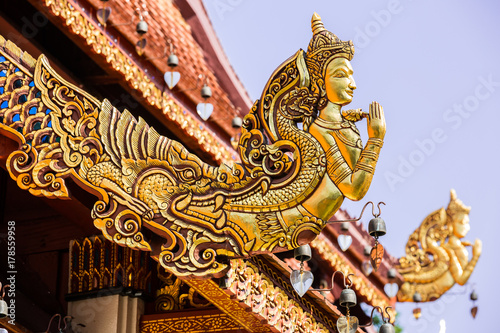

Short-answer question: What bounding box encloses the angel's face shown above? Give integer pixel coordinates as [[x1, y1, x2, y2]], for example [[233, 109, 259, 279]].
[[324, 58, 356, 106], [452, 214, 470, 238]]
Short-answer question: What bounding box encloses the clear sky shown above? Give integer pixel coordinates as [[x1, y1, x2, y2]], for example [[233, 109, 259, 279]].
[[202, 0, 500, 331]]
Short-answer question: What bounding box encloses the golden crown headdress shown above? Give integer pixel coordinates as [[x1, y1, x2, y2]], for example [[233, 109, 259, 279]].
[[306, 13, 355, 79], [446, 189, 471, 217]]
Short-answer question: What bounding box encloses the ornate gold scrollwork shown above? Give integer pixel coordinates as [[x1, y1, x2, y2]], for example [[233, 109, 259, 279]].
[[155, 268, 210, 312], [0, 13, 386, 278], [93, 199, 151, 251]]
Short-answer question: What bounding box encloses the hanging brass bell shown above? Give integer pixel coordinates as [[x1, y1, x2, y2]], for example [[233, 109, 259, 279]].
[[0, 299, 8, 318], [470, 290, 478, 301], [167, 54, 178, 68], [368, 217, 386, 238], [136, 20, 148, 35], [413, 292, 422, 303], [294, 244, 312, 262], [387, 268, 397, 279], [232, 116, 242, 128], [379, 323, 395, 333], [339, 288, 357, 308], [201, 84, 212, 99], [340, 222, 350, 232]]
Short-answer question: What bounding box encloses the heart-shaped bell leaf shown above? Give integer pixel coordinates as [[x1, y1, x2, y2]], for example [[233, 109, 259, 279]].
[[413, 307, 421, 320], [197, 103, 213, 121], [337, 316, 359, 333], [290, 269, 313, 297], [137, 38, 147, 49], [136, 38, 147, 56], [361, 260, 373, 276], [96, 7, 111, 26], [338, 234, 352, 252], [384, 282, 399, 298], [471, 306, 478, 319], [230, 136, 239, 150], [370, 243, 384, 271], [164, 71, 180, 89]]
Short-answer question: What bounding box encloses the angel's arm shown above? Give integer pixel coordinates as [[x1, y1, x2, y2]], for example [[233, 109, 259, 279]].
[[336, 102, 385, 201], [444, 240, 481, 285]]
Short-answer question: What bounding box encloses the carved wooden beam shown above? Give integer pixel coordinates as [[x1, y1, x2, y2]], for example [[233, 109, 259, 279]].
[[140, 308, 244, 333], [185, 279, 271, 333], [185, 258, 361, 333]]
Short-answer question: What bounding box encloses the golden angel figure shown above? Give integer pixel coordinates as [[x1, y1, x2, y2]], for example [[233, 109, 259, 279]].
[[397, 190, 482, 302], [0, 13, 385, 277]]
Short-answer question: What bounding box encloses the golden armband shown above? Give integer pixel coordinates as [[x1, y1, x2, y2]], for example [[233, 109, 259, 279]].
[[325, 145, 352, 185], [367, 137, 383, 148], [464, 256, 479, 274], [353, 138, 384, 175]]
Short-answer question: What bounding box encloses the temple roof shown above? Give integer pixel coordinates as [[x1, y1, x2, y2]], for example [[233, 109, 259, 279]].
[[27, 0, 254, 164], [83, 0, 251, 143]]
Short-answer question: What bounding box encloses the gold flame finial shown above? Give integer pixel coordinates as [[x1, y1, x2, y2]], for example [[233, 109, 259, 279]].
[[447, 189, 471, 215], [306, 13, 354, 78], [311, 12, 326, 35]]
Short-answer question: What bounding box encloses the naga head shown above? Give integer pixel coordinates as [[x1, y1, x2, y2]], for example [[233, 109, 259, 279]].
[[446, 189, 471, 238], [305, 13, 356, 111]]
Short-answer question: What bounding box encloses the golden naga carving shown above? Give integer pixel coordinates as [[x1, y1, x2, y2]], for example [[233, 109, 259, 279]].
[[156, 269, 210, 312], [0, 13, 386, 277], [396, 190, 482, 302]]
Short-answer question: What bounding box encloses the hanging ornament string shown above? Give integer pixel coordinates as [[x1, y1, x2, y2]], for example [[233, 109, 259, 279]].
[[327, 201, 385, 224]]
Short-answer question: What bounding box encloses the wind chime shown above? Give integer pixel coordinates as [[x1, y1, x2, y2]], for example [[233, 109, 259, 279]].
[[290, 201, 393, 332], [470, 289, 478, 318], [333, 201, 387, 271], [295, 267, 396, 333]]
